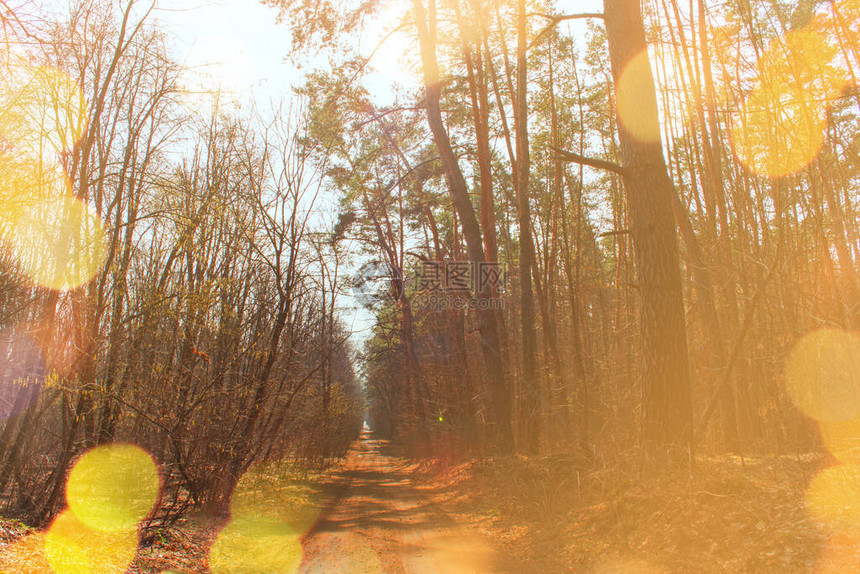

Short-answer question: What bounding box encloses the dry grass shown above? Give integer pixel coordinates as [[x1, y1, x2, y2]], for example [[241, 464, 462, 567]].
[[0, 452, 836, 572], [0, 461, 330, 573], [444, 452, 834, 572]]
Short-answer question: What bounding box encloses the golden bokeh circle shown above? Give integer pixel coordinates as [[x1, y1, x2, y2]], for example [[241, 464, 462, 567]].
[[729, 82, 826, 178], [1, 194, 107, 291], [43, 510, 137, 574], [785, 329, 860, 423], [615, 50, 662, 144], [229, 460, 322, 535], [66, 443, 160, 533], [209, 516, 303, 574], [805, 463, 860, 534], [0, 65, 88, 163]]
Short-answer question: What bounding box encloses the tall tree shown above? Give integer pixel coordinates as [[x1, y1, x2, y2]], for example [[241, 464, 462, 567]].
[[603, 0, 693, 464], [411, 0, 513, 454], [514, 0, 540, 453]]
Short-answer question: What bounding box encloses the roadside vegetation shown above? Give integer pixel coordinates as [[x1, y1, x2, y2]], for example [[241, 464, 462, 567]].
[[1, 0, 859, 571]]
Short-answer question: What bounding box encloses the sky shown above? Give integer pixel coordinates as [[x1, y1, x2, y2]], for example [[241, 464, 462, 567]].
[[151, 0, 388, 348], [151, 0, 603, 107], [30, 0, 604, 349], [148, 0, 603, 349], [151, 0, 299, 106], [150, 0, 417, 108]]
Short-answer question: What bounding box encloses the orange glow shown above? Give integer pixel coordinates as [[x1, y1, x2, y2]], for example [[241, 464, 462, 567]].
[[815, 531, 860, 573], [0, 65, 87, 162], [805, 463, 860, 534], [208, 516, 302, 574], [615, 50, 662, 144], [784, 328, 860, 423], [0, 193, 107, 291], [0, 533, 51, 573], [729, 81, 826, 178], [819, 417, 860, 463], [759, 30, 849, 104], [66, 443, 160, 533], [729, 29, 848, 178], [43, 510, 137, 574]]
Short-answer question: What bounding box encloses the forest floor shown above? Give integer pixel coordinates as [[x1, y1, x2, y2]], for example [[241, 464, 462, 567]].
[[0, 433, 845, 572], [444, 448, 839, 572]]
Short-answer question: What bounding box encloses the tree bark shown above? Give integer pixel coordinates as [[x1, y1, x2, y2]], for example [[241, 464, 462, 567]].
[[603, 0, 693, 465], [514, 0, 540, 454], [412, 0, 513, 454]]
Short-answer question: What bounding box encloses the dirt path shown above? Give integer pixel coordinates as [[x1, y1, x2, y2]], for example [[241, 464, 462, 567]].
[[299, 431, 495, 573]]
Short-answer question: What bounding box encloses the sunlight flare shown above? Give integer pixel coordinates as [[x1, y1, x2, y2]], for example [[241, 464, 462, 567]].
[[729, 29, 848, 178], [0, 64, 88, 163], [208, 459, 323, 572], [208, 516, 302, 574], [805, 463, 860, 534], [229, 460, 323, 535], [66, 444, 160, 533], [615, 49, 662, 143], [785, 328, 860, 423], [0, 193, 107, 291], [43, 510, 137, 574]]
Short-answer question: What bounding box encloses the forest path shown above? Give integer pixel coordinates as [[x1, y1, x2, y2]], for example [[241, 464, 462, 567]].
[[298, 430, 495, 573]]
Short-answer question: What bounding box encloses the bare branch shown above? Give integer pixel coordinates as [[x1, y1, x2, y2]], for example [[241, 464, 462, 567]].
[[528, 12, 604, 50], [553, 146, 627, 176]]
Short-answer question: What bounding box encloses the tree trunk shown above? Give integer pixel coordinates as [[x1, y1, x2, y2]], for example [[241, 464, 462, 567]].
[[514, 0, 540, 454], [603, 0, 693, 465], [412, 0, 513, 454]]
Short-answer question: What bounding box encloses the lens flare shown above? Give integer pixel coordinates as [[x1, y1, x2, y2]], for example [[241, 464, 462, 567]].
[[819, 417, 860, 463], [229, 460, 322, 534], [729, 29, 848, 178], [615, 49, 662, 144], [0, 194, 107, 291], [0, 65, 88, 162], [0, 533, 51, 573], [785, 328, 860, 423], [66, 443, 160, 533], [43, 510, 137, 574], [729, 82, 826, 178], [209, 460, 323, 572], [0, 329, 44, 418], [208, 516, 302, 574], [759, 30, 849, 103], [814, 531, 860, 573], [805, 463, 860, 534]]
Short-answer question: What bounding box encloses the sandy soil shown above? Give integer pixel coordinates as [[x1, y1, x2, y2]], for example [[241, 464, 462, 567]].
[[299, 430, 495, 574]]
